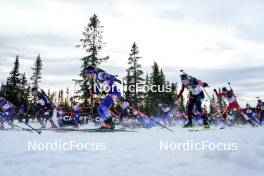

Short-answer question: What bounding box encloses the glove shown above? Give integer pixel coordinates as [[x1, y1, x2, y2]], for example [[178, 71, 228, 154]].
[[115, 78, 122, 84], [174, 95, 180, 100], [203, 82, 209, 87], [121, 101, 130, 109]]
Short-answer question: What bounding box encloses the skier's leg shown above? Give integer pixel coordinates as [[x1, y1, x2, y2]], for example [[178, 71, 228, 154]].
[[36, 110, 46, 128], [196, 98, 209, 128], [260, 113, 264, 125], [47, 110, 57, 128], [97, 105, 114, 129], [253, 115, 261, 125], [97, 95, 115, 129], [237, 105, 256, 126], [73, 113, 80, 128], [8, 113, 14, 128], [0, 113, 4, 129], [184, 98, 194, 127]]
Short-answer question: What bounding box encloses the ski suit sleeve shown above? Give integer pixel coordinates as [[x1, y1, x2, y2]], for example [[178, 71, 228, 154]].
[[178, 84, 185, 97]]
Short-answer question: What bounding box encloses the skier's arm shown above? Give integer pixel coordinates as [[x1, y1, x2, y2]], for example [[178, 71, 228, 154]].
[[176, 85, 185, 98], [197, 80, 209, 87]]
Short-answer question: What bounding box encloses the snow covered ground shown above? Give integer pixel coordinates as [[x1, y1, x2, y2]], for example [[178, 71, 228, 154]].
[[0, 124, 264, 176]]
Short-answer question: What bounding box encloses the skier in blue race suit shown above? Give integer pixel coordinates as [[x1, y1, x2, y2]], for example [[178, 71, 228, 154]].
[[0, 97, 15, 129], [256, 99, 264, 125], [84, 66, 129, 129]]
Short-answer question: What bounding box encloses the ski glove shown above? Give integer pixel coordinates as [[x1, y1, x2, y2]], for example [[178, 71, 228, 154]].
[[121, 101, 130, 109]]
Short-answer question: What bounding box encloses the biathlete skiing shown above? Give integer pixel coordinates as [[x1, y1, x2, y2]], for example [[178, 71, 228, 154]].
[[174, 73, 210, 128], [84, 65, 129, 129]]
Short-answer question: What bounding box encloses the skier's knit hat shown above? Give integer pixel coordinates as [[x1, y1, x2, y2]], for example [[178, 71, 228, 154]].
[[222, 87, 228, 92], [180, 74, 188, 81], [31, 87, 38, 92], [84, 66, 96, 76]]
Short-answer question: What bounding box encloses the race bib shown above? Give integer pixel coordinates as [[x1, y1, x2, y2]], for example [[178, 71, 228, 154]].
[[39, 99, 46, 106], [2, 103, 11, 110], [246, 109, 252, 114], [73, 104, 80, 111], [192, 86, 202, 95], [228, 96, 236, 103]]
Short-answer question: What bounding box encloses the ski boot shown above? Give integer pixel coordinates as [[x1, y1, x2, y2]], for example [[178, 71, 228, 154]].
[[183, 121, 193, 128], [100, 117, 115, 129], [0, 120, 4, 129], [203, 120, 210, 129], [50, 124, 57, 128], [49, 118, 57, 128], [248, 119, 257, 127], [8, 122, 14, 129]]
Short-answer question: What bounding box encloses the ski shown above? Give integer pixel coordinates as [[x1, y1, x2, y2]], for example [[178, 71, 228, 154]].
[[188, 127, 223, 132], [25, 127, 136, 133]]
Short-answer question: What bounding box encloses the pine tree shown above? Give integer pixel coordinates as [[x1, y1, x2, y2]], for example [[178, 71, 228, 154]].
[[76, 14, 109, 108], [148, 61, 161, 115], [125, 70, 131, 100], [47, 89, 51, 98], [143, 74, 151, 114], [58, 89, 64, 106], [30, 54, 43, 90], [162, 82, 176, 105], [126, 42, 144, 106], [18, 73, 30, 108], [4, 55, 21, 106], [179, 95, 185, 112], [0, 83, 5, 97], [50, 91, 56, 104]]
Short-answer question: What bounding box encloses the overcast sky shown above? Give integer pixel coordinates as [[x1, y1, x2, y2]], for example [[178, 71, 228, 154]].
[[0, 0, 263, 106]]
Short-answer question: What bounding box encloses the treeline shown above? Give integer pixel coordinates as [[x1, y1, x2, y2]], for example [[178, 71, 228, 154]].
[[0, 55, 71, 112], [0, 14, 190, 116], [0, 55, 42, 109], [76, 14, 184, 116]]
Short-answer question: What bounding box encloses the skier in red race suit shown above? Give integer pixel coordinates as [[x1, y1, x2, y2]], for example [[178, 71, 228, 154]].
[[213, 87, 256, 126]]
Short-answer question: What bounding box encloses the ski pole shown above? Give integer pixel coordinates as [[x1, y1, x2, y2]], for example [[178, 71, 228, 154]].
[[19, 118, 41, 134], [228, 82, 232, 90], [128, 106, 174, 132], [3, 119, 33, 133], [203, 88, 213, 101], [115, 98, 174, 132]]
